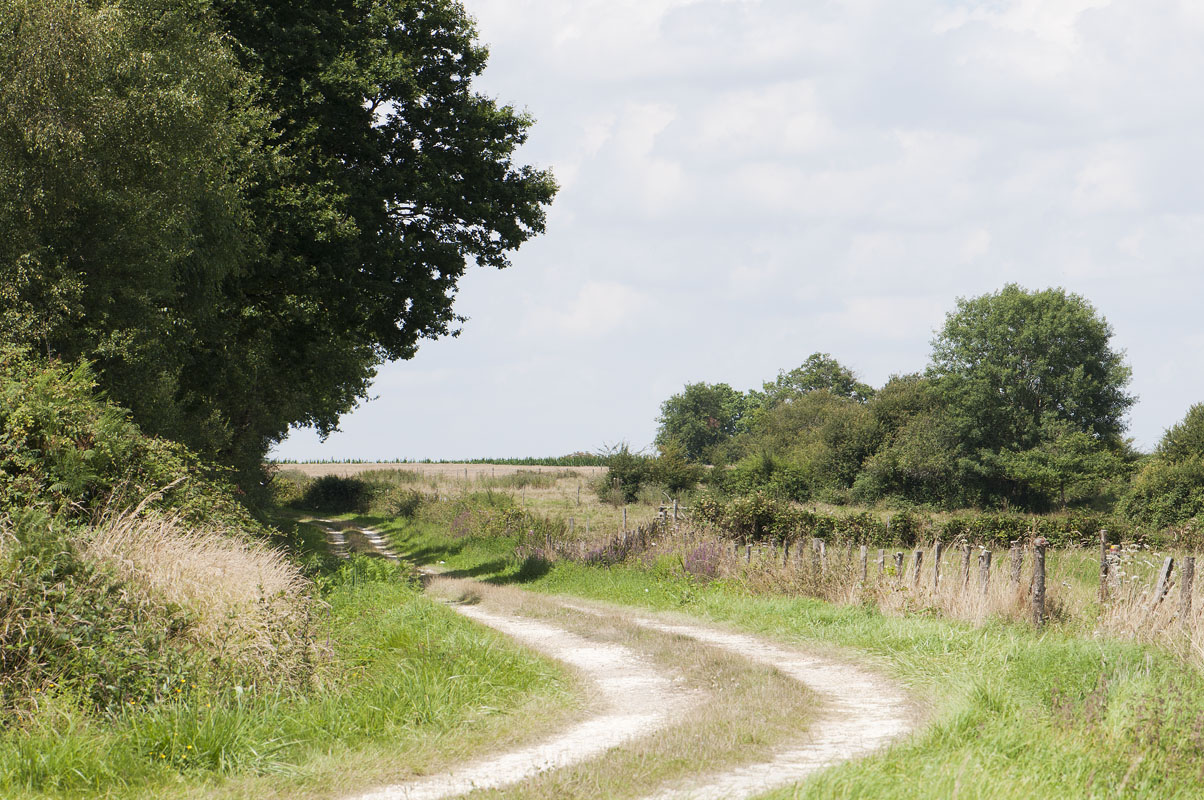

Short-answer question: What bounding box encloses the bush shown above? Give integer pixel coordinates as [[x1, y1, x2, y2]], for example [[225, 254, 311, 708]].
[[596, 445, 652, 504], [0, 513, 196, 716], [723, 452, 811, 502], [0, 347, 265, 536], [1121, 457, 1204, 531], [299, 476, 373, 513], [647, 444, 704, 494]]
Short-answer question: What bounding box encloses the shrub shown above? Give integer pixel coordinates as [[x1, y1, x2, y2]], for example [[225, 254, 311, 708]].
[[0, 347, 265, 536], [648, 444, 704, 494], [596, 445, 652, 504], [1121, 457, 1204, 531], [299, 476, 373, 513], [0, 513, 196, 716]]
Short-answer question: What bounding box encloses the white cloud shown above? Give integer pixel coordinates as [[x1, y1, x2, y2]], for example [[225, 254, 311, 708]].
[[275, 0, 1204, 459], [523, 282, 654, 339]]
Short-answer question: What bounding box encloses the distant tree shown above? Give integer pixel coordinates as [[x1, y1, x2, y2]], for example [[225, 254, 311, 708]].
[[1122, 404, 1204, 528], [759, 353, 875, 406], [995, 420, 1129, 511], [928, 285, 1134, 506], [854, 375, 962, 506], [1157, 404, 1204, 462], [656, 382, 749, 462]]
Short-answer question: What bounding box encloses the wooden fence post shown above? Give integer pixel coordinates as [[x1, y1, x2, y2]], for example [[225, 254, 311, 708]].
[[980, 549, 992, 595], [622, 506, 627, 531], [1150, 556, 1175, 611], [1009, 541, 1023, 586], [819, 541, 828, 574], [746, 542, 752, 564], [1032, 538, 1047, 626], [783, 540, 791, 565], [961, 543, 971, 590], [859, 545, 868, 583], [1180, 557, 1196, 624], [933, 539, 944, 589], [912, 550, 923, 589], [878, 548, 886, 574], [1098, 530, 1109, 607], [894, 552, 905, 584]]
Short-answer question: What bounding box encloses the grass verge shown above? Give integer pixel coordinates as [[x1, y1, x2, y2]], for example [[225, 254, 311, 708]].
[[0, 518, 576, 800]]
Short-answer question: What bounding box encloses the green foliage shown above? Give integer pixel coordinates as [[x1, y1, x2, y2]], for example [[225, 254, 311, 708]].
[[722, 452, 812, 502], [596, 445, 652, 504], [1120, 404, 1204, 530], [697, 493, 1130, 549], [995, 420, 1131, 511], [0, 0, 269, 477], [1, 0, 557, 488], [1157, 404, 1204, 462], [655, 382, 750, 462], [0, 513, 197, 717], [732, 390, 880, 499], [647, 442, 706, 493], [757, 352, 875, 406], [0, 347, 264, 533], [853, 375, 964, 506], [1122, 457, 1204, 530], [300, 476, 373, 514], [929, 285, 1134, 506]]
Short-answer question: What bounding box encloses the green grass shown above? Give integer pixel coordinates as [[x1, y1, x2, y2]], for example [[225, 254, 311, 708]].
[[0, 520, 576, 800], [375, 509, 1204, 799]]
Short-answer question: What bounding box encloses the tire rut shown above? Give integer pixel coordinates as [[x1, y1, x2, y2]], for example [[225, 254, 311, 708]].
[[349, 595, 693, 800]]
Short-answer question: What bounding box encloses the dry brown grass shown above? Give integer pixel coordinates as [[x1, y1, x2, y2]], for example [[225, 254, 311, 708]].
[[85, 509, 312, 680], [576, 521, 1204, 668]]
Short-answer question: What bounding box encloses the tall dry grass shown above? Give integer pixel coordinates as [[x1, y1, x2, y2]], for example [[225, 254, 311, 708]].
[[85, 509, 312, 683], [563, 520, 1204, 667]]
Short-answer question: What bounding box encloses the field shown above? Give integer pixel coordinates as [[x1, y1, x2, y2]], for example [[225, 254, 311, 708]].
[[274, 464, 1204, 798], [10, 461, 1204, 798]]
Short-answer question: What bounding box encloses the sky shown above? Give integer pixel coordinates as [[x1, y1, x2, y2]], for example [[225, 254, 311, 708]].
[[272, 0, 1204, 461]]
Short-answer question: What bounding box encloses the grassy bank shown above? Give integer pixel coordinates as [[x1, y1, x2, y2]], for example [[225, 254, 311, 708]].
[[363, 506, 1204, 799], [0, 518, 576, 800]]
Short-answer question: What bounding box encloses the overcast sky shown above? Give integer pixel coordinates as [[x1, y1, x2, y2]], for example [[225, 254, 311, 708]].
[[273, 0, 1204, 461]]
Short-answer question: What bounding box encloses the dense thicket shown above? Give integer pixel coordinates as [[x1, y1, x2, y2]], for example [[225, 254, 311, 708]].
[[653, 286, 1155, 515], [0, 0, 556, 489]]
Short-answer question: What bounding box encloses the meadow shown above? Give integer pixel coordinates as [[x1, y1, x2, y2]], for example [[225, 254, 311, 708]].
[[290, 463, 1204, 798]]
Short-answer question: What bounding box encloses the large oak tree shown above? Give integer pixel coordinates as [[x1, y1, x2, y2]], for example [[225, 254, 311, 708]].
[[0, 0, 556, 486]]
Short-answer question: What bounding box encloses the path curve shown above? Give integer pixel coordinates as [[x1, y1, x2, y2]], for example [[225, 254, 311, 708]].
[[624, 614, 913, 799], [349, 601, 693, 800]]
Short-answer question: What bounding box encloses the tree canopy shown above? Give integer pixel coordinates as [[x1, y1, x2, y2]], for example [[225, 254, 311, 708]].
[[759, 353, 874, 406], [652, 286, 1141, 511], [655, 382, 749, 462], [927, 285, 1134, 506], [0, 0, 556, 487]]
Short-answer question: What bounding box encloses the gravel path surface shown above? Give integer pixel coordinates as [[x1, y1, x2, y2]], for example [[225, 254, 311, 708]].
[[349, 601, 692, 800], [324, 525, 916, 800]]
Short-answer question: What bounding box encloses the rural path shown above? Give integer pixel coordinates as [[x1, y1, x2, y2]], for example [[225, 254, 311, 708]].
[[566, 604, 914, 800], [350, 596, 694, 800], [319, 522, 916, 799]]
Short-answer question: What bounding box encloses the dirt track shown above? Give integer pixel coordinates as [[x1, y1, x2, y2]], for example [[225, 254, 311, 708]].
[[325, 522, 916, 800]]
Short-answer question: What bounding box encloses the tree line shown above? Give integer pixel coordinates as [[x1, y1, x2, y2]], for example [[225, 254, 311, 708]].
[[653, 285, 1203, 528]]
